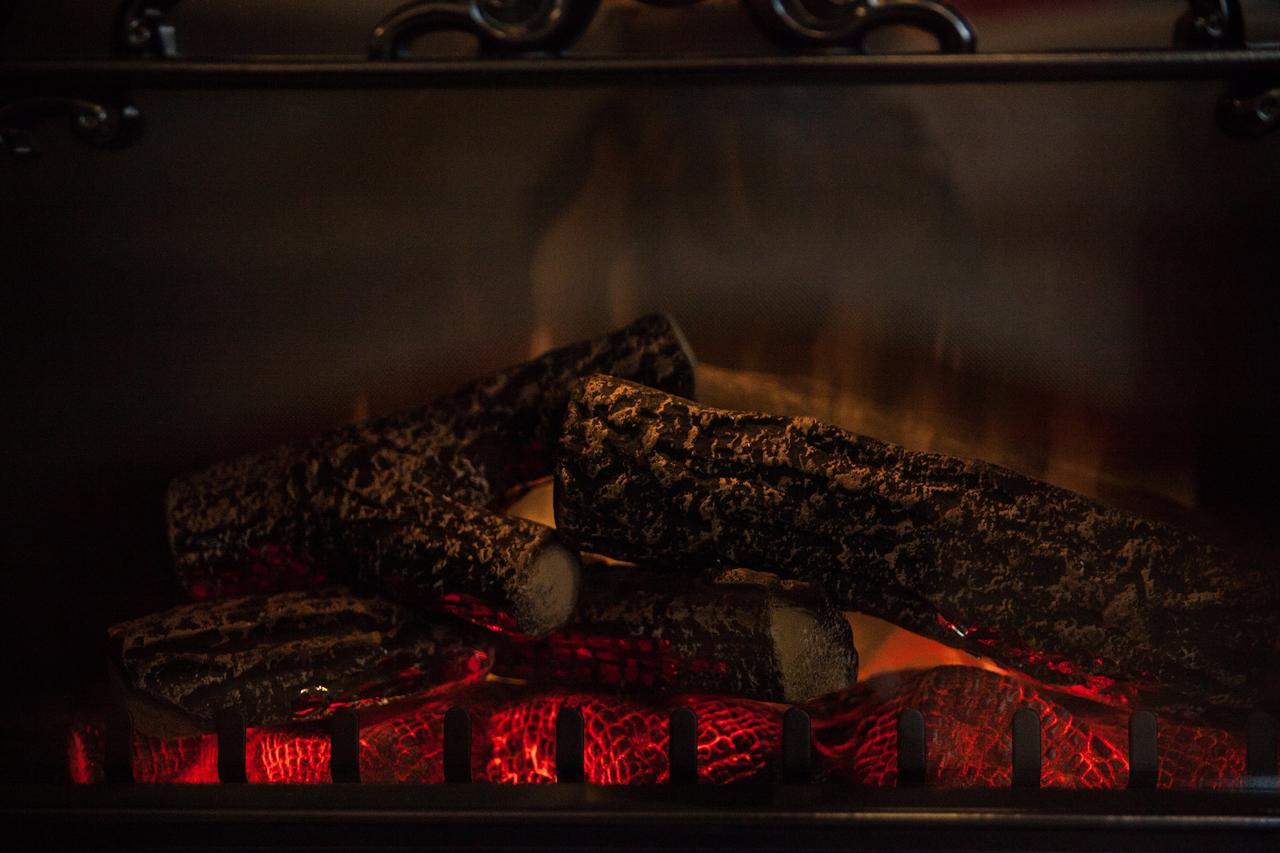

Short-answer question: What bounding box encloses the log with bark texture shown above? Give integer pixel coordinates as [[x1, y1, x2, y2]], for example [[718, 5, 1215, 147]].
[[493, 564, 857, 703], [164, 315, 695, 633], [334, 495, 581, 637], [109, 590, 494, 727], [553, 376, 1280, 718]]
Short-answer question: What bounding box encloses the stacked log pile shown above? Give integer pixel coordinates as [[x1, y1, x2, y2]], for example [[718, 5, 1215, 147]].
[[90, 314, 1280, 787], [553, 375, 1280, 718]]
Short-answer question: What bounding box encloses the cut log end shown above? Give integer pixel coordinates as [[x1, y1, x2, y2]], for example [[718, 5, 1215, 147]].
[[513, 538, 581, 639], [554, 373, 1280, 716], [770, 604, 859, 704]]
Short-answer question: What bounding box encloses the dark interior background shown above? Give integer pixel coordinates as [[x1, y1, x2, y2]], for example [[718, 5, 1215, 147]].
[[2, 0, 1279, 780]]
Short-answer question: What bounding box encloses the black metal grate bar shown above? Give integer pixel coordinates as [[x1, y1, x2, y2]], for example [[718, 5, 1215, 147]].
[[668, 708, 698, 785], [215, 708, 246, 784], [1011, 709, 1041, 789], [1246, 711, 1278, 791], [1128, 711, 1159, 790], [102, 704, 134, 785], [330, 708, 361, 784], [897, 708, 926, 788], [444, 707, 472, 784], [3, 50, 1280, 90], [555, 706, 584, 784], [781, 707, 812, 784]]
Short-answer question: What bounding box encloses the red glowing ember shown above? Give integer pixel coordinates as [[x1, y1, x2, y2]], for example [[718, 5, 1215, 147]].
[[809, 667, 1249, 789], [69, 690, 780, 785], [70, 667, 1261, 788]]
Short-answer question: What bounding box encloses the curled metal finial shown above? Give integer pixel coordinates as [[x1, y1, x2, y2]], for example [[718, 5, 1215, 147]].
[[742, 0, 975, 54], [1174, 0, 1244, 49], [369, 0, 602, 59], [1218, 87, 1280, 137], [0, 95, 143, 157], [114, 1, 182, 57]]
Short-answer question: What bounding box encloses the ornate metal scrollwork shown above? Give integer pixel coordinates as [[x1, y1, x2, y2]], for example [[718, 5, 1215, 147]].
[[1175, 0, 1245, 49], [1217, 87, 1280, 137], [0, 95, 143, 157], [1174, 4, 1275, 137], [741, 0, 975, 54], [114, 1, 182, 58], [369, 0, 603, 58]]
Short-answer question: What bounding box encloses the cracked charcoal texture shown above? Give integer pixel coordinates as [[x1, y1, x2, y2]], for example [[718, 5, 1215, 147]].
[[70, 668, 1258, 787], [553, 376, 1280, 718], [493, 564, 857, 703], [109, 590, 494, 727], [808, 666, 1254, 789], [164, 315, 695, 628], [70, 688, 784, 785]]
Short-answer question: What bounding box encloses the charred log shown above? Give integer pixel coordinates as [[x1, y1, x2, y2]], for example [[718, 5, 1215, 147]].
[[109, 590, 494, 727], [163, 315, 695, 629], [336, 496, 580, 638], [553, 375, 1280, 717], [494, 564, 857, 703]]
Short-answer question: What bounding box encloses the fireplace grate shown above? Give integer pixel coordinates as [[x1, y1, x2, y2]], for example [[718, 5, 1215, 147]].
[[94, 699, 1280, 789]]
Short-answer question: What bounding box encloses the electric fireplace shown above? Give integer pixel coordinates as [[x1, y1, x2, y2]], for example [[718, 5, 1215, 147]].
[[3, 1, 1280, 850]]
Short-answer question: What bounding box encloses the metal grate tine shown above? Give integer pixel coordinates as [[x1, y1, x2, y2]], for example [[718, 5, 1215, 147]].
[[555, 706, 584, 784], [1246, 711, 1278, 791], [781, 707, 812, 784], [443, 707, 472, 783], [897, 708, 926, 787], [103, 703, 135, 784], [329, 708, 360, 783], [669, 707, 698, 784], [216, 707, 247, 784], [1011, 709, 1041, 789], [1127, 711, 1158, 790]]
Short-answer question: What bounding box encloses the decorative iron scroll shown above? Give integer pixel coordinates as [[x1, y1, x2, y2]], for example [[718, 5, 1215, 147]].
[[741, 0, 975, 54], [369, 0, 604, 58], [0, 95, 143, 157], [115, 1, 182, 57], [1175, 3, 1276, 136], [1175, 0, 1244, 49], [1218, 86, 1280, 137]]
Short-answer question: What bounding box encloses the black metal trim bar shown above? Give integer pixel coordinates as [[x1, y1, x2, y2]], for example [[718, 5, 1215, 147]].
[[3, 50, 1280, 89], [6, 784, 1280, 851]]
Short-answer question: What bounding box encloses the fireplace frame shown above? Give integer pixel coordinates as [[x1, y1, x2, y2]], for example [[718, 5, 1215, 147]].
[[5, 3, 1280, 848], [7, 783, 1280, 851]]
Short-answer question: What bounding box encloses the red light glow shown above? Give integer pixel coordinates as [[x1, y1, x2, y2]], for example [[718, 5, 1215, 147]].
[[809, 666, 1248, 789], [69, 667, 1260, 788]]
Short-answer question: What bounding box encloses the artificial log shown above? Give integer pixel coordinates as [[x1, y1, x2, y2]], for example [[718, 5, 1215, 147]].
[[494, 564, 858, 703], [109, 590, 494, 727], [164, 314, 695, 630], [335, 495, 581, 638], [311, 311, 696, 514], [554, 376, 1280, 718]]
